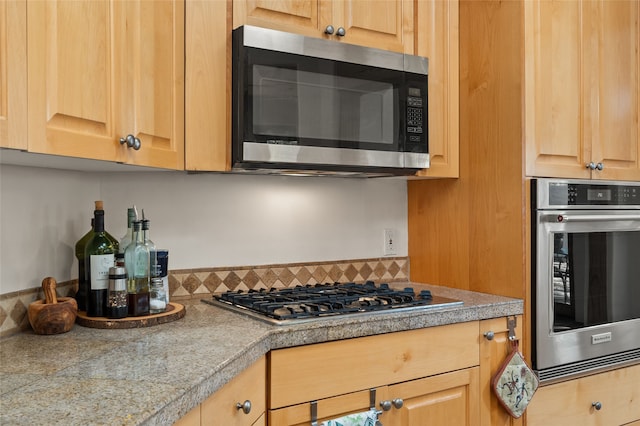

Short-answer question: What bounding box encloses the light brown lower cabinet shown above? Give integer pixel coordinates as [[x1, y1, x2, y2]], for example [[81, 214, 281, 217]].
[[176, 316, 531, 426], [526, 363, 640, 426], [174, 356, 266, 426], [268, 321, 481, 425]]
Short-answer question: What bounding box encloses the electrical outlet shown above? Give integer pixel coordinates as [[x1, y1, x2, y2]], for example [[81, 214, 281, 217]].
[[384, 228, 396, 255]]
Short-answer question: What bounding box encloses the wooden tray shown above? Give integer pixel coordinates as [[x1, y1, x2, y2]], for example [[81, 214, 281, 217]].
[[76, 302, 185, 329]]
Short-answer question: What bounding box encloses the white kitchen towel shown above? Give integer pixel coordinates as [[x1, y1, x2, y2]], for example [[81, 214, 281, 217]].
[[320, 408, 379, 426]]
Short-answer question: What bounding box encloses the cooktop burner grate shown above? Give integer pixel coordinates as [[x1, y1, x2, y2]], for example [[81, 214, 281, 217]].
[[205, 281, 463, 324]]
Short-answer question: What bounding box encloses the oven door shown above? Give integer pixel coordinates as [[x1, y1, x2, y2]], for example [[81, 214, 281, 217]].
[[534, 210, 640, 377]]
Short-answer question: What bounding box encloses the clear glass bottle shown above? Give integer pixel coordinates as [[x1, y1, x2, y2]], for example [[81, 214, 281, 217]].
[[85, 201, 118, 317], [141, 218, 157, 278], [74, 218, 94, 312], [119, 207, 137, 254], [124, 221, 150, 316]]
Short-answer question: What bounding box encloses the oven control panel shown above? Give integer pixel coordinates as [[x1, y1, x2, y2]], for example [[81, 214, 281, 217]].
[[534, 179, 640, 209]]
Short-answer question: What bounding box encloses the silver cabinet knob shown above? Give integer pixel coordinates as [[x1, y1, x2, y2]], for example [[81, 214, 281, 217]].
[[236, 400, 251, 414], [392, 398, 404, 409], [380, 400, 392, 411], [484, 331, 495, 340], [586, 162, 596, 170], [592, 401, 602, 411], [325, 25, 335, 35], [596, 162, 604, 171], [336, 26, 346, 36], [119, 134, 141, 150]]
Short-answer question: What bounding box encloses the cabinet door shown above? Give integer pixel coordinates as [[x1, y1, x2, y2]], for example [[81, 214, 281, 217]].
[[587, 0, 640, 181], [0, 0, 27, 150], [479, 316, 523, 426], [27, 0, 184, 170], [525, 0, 640, 181], [269, 387, 388, 426], [233, 0, 324, 37], [333, 0, 412, 53], [233, 0, 412, 53], [524, 0, 590, 179], [27, 0, 121, 161], [114, 0, 184, 170], [413, 0, 459, 178], [385, 367, 480, 426], [201, 357, 266, 426]]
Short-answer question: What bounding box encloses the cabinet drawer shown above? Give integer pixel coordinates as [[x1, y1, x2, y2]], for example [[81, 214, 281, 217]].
[[269, 321, 479, 409], [201, 357, 266, 426], [269, 387, 389, 426], [527, 364, 640, 426]]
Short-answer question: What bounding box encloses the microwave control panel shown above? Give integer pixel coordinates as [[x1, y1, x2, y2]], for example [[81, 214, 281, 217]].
[[407, 90, 424, 144]]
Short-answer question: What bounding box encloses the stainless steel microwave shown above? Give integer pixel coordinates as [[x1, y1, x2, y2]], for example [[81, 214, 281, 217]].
[[231, 25, 429, 177]]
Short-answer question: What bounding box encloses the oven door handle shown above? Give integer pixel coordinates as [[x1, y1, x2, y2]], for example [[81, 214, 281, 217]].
[[544, 213, 640, 223]]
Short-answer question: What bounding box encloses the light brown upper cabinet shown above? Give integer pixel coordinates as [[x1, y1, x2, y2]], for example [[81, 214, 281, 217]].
[[0, 0, 27, 150], [233, 0, 414, 54], [413, 0, 459, 178], [525, 0, 640, 181], [26, 0, 184, 170]]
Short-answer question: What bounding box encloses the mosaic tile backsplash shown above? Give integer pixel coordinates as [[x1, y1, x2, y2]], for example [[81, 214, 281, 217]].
[[0, 257, 409, 336]]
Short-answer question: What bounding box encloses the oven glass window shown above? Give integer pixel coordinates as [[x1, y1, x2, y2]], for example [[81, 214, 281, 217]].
[[552, 231, 640, 332]]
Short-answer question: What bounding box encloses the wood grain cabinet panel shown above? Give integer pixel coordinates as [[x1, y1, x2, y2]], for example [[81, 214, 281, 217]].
[[385, 367, 480, 426], [233, 0, 412, 54], [413, 0, 459, 178], [527, 363, 640, 426], [525, 0, 640, 180], [269, 321, 479, 410], [0, 0, 27, 150], [201, 357, 266, 426], [26, 0, 184, 170]]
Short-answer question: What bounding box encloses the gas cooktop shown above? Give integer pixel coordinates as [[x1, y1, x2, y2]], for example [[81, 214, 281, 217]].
[[204, 281, 463, 325]]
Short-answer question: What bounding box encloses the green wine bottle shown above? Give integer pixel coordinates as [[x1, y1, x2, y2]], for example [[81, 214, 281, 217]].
[[85, 201, 119, 317], [74, 218, 94, 312]]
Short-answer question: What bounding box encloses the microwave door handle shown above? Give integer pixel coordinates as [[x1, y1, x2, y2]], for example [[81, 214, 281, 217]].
[[543, 213, 640, 223]]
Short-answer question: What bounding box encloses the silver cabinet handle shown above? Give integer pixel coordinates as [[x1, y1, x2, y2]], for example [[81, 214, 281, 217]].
[[236, 400, 251, 414], [379, 400, 392, 411], [325, 25, 335, 35], [392, 398, 404, 409], [592, 401, 602, 410], [585, 162, 605, 171], [119, 134, 141, 150], [336, 27, 346, 36], [484, 331, 495, 340]]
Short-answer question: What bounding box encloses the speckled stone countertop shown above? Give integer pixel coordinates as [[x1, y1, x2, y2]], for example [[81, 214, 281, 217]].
[[0, 283, 522, 426]]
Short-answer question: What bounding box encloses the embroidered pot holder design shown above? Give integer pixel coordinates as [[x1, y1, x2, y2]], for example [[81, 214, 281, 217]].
[[492, 339, 539, 418]]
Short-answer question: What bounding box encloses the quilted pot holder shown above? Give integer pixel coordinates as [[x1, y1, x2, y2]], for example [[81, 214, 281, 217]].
[[491, 339, 539, 418]]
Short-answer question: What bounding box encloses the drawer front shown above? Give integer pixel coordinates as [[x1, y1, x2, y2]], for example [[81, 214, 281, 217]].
[[202, 357, 266, 426], [527, 363, 640, 426], [269, 321, 479, 409]]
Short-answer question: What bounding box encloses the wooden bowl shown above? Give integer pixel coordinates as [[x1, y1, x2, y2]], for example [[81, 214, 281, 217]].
[[28, 277, 77, 335]]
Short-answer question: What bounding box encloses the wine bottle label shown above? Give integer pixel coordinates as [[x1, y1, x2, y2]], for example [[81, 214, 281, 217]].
[[90, 254, 115, 290]]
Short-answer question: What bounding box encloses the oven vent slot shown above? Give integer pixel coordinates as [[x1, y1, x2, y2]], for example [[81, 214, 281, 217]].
[[536, 349, 640, 384]]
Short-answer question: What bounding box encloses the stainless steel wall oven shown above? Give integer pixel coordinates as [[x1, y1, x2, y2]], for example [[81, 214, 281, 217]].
[[531, 178, 640, 383]]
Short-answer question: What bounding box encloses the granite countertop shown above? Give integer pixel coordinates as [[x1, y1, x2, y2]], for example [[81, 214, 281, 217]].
[[0, 283, 523, 426]]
